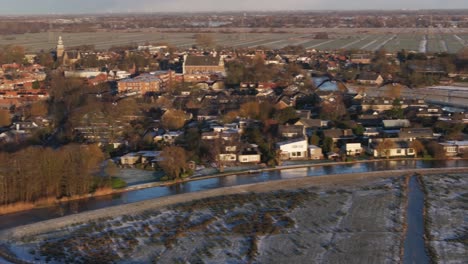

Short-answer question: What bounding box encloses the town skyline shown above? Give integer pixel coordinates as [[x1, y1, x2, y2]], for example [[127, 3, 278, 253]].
[[1, 0, 468, 15]]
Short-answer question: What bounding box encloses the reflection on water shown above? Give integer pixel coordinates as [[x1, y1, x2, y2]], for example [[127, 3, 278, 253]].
[[0, 159, 466, 230]]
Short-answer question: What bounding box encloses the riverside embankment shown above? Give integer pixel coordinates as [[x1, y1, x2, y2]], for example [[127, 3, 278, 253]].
[[1, 166, 467, 241], [0, 159, 467, 231]]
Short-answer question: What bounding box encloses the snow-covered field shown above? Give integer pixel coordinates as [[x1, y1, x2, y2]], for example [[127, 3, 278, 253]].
[[423, 173, 468, 263], [4, 177, 405, 264]]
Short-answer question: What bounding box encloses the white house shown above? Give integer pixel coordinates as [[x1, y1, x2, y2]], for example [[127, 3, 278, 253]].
[[120, 151, 163, 166], [367, 140, 415, 158], [276, 138, 309, 160], [344, 143, 363, 156], [120, 153, 141, 165], [219, 153, 237, 162]]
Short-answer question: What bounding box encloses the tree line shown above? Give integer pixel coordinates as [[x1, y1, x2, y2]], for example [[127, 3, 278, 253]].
[[0, 144, 107, 206]]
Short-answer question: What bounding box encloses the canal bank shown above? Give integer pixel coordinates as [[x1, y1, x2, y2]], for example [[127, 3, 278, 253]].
[[1, 167, 467, 241], [0, 159, 467, 232]]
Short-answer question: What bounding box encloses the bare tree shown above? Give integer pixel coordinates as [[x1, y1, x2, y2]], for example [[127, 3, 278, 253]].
[[159, 146, 188, 180], [410, 140, 425, 158], [0, 109, 11, 127], [376, 139, 396, 159]]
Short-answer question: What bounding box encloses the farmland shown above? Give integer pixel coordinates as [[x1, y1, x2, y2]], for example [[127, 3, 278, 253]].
[[421, 173, 468, 263], [2, 176, 405, 264], [0, 171, 466, 263], [1, 27, 468, 53]]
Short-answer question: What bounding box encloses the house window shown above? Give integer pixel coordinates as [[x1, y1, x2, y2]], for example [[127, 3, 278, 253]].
[[296, 152, 302, 157], [408, 149, 414, 153], [447, 147, 456, 152], [396, 149, 402, 154], [292, 152, 297, 157]]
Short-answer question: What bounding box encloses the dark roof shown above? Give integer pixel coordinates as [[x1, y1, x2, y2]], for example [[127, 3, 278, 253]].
[[279, 125, 304, 135], [185, 55, 220, 66], [399, 128, 433, 139], [357, 115, 383, 127], [323, 129, 354, 139]]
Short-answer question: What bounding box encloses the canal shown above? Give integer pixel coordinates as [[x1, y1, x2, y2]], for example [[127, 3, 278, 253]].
[[403, 176, 430, 264], [0, 159, 466, 231]]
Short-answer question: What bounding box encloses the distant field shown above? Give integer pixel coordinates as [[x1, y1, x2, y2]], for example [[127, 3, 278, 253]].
[[0, 27, 467, 53]]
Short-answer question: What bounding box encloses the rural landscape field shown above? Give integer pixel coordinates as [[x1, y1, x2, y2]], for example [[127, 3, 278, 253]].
[[1, 3, 468, 263], [2, 28, 468, 53], [1, 172, 466, 264]]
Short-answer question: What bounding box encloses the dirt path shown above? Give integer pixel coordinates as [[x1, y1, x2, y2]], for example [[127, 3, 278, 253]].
[[1, 167, 467, 242]]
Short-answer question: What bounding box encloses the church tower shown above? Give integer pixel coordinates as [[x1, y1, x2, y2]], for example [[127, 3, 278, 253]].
[[56, 36, 64, 58]]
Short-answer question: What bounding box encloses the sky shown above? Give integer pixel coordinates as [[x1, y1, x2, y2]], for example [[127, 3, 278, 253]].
[[1, 0, 468, 15]]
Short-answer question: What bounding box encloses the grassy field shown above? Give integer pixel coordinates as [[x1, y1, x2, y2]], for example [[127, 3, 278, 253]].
[[1, 28, 467, 53]]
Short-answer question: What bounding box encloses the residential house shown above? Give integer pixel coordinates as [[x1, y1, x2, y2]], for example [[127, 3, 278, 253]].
[[416, 106, 443, 118], [357, 114, 383, 127], [294, 118, 329, 129], [383, 119, 411, 129], [367, 139, 415, 158], [238, 145, 262, 163], [398, 128, 434, 140], [120, 153, 141, 165], [356, 72, 384, 86], [219, 153, 237, 163], [120, 151, 162, 166], [308, 145, 324, 160], [343, 143, 363, 156], [278, 125, 305, 138], [275, 95, 295, 109], [439, 141, 468, 157], [276, 138, 309, 160], [363, 127, 380, 137], [323, 129, 355, 143]]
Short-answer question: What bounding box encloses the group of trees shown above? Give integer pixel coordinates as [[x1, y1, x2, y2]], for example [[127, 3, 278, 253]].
[[158, 146, 189, 180], [0, 144, 106, 206], [0, 45, 25, 65]]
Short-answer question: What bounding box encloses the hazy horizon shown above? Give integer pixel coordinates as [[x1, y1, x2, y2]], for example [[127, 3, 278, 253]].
[[1, 0, 468, 15]]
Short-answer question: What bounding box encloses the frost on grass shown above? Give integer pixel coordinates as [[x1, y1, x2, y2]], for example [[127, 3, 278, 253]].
[[7, 178, 404, 264], [423, 173, 468, 264]]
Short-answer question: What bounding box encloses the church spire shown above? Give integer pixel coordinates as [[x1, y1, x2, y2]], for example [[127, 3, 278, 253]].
[[57, 36, 64, 58]]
